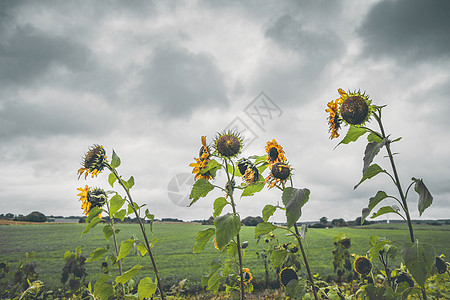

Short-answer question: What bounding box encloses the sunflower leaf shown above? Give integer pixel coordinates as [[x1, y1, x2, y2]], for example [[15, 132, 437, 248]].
[[109, 195, 125, 218], [201, 159, 221, 179], [213, 197, 229, 218], [336, 126, 367, 148], [241, 179, 265, 197], [362, 191, 388, 224], [110, 150, 121, 169], [103, 224, 113, 240], [127, 176, 135, 189], [189, 178, 215, 206], [115, 265, 143, 286], [282, 187, 310, 229], [86, 247, 108, 263], [367, 132, 383, 143], [108, 173, 117, 187], [82, 216, 102, 235], [262, 204, 277, 222], [145, 209, 154, 233], [362, 139, 387, 174], [271, 249, 287, 268], [255, 222, 277, 238], [354, 164, 385, 189], [214, 213, 241, 250], [193, 227, 215, 253], [371, 206, 403, 220], [412, 177, 433, 216], [117, 238, 136, 261], [115, 209, 126, 221], [402, 240, 435, 287], [86, 207, 102, 223], [138, 277, 157, 300]]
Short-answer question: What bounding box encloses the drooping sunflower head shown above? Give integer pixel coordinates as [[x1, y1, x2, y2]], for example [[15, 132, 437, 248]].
[[265, 162, 292, 189], [265, 139, 286, 165], [436, 256, 447, 274], [237, 158, 260, 186], [190, 136, 213, 180], [353, 255, 372, 276], [213, 131, 244, 158], [77, 186, 107, 217], [78, 145, 108, 179], [280, 267, 298, 287], [326, 98, 342, 139], [242, 268, 253, 285]]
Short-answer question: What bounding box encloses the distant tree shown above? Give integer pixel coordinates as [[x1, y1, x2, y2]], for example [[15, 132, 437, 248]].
[[79, 217, 86, 223], [5, 213, 14, 219], [320, 217, 328, 224], [241, 216, 263, 226], [202, 217, 214, 225], [331, 218, 346, 227], [23, 211, 47, 223]]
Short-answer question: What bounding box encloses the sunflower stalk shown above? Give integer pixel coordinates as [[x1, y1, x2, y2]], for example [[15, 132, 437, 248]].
[[373, 110, 415, 243], [224, 158, 246, 300], [107, 164, 166, 300]]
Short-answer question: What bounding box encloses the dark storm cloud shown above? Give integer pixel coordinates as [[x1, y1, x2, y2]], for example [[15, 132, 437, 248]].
[[358, 0, 450, 62], [136, 44, 229, 117]]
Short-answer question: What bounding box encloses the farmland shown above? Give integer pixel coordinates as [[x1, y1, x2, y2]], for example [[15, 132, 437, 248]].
[[1, 222, 450, 291]]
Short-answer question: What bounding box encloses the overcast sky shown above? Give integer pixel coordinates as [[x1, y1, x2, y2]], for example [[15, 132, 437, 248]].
[[1, 0, 449, 223]]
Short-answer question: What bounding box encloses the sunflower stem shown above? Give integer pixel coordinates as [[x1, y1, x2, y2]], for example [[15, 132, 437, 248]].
[[374, 111, 415, 243], [107, 165, 166, 300], [224, 158, 245, 300], [293, 224, 318, 300]]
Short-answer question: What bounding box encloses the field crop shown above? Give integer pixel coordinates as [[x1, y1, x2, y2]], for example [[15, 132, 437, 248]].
[[1, 222, 450, 291]]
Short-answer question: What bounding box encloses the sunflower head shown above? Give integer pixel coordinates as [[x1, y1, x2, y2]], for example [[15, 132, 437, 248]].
[[326, 99, 342, 139], [213, 131, 243, 158], [266, 162, 292, 189], [190, 136, 213, 180], [280, 267, 298, 287], [237, 158, 259, 186], [77, 185, 107, 217], [199, 136, 210, 158], [436, 256, 447, 274], [242, 268, 253, 285], [353, 255, 372, 276], [78, 145, 108, 179], [265, 139, 286, 165]]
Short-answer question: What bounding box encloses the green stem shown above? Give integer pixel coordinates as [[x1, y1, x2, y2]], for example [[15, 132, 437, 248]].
[[108, 165, 166, 300], [105, 201, 123, 276], [224, 158, 245, 300], [374, 111, 415, 243], [293, 224, 318, 300]]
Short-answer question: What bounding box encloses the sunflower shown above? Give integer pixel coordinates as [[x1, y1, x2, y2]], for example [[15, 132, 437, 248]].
[[265, 139, 286, 165], [242, 268, 253, 285], [280, 267, 298, 287], [326, 98, 342, 139], [265, 162, 291, 189], [190, 136, 213, 180], [237, 158, 259, 186], [213, 237, 220, 250], [78, 145, 108, 179], [213, 131, 243, 158], [353, 255, 372, 276], [436, 256, 447, 274], [77, 185, 107, 217]]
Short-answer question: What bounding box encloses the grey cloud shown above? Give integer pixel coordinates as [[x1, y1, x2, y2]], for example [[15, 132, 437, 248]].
[[136, 44, 229, 118], [358, 0, 450, 62]]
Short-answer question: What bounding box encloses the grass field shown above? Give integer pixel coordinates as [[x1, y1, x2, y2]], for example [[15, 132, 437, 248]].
[[1, 222, 449, 291]]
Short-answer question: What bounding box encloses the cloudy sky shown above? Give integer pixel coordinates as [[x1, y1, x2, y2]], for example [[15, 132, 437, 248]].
[[1, 0, 449, 223]]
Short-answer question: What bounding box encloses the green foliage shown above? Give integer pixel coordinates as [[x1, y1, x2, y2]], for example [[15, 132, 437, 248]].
[[354, 164, 385, 189], [362, 139, 386, 174], [241, 179, 265, 197], [213, 197, 229, 218], [262, 204, 277, 222], [337, 125, 367, 147], [193, 228, 215, 253], [117, 238, 136, 261], [115, 265, 143, 285], [282, 187, 310, 229], [412, 177, 433, 216], [214, 213, 241, 250], [255, 222, 278, 238], [109, 195, 125, 217], [189, 178, 215, 206], [402, 240, 435, 287], [137, 277, 156, 300], [110, 150, 121, 169]]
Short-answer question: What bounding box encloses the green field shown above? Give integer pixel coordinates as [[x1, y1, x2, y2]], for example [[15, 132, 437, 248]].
[[1, 222, 450, 291]]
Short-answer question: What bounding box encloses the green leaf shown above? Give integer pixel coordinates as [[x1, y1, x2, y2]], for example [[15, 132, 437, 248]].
[[86, 207, 102, 223], [115, 209, 126, 221], [145, 209, 154, 233], [206, 271, 222, 293], [136, 244, 148, 256], [82, 216, 102, 235], [64, 251, 72, 261], [271, 249, 287, 268], [86, 247, 108, 262], [402, 240, 435, 287], [255, 222, 277, 238], [412, 178, 433, 216], [213, 197, 229, 218], [262, 204, 277, 222], [363, 139, 386, 174], [362, 191, 388, 224], [371, 206, 403, 219], [189, 178, 215, 206], [117, 238, 135, 261], [127, 176, 135, 189], [94, 274, 113, 300], [127, 202, 139, 215], [227, 163, 241, 177], [354, 164, 385, 189], [367, 236, 391, 261], [200, 159, 221, 179], [367, 132, 383, 143], [115, 265, 143, 285], [241, 180, 265, 197], [282, 187, 310, 228], [108, 173, 117, 187], [193, 228, 215, 253], [110, 150, 121, 169], [285, 279, 305, 300], [103, 224, 113, 240], [337, 125, 367, 147], [214, 213, 241, 250], [109, 195, 125, 218], [138, 277, 156, 300]]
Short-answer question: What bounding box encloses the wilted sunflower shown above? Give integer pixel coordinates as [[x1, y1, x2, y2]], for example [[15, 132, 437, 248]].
[[242, 268, 253, 285], [237, 158, 259, 186], [78, 145, 108, 179], [190, 136, 213, 180], [77, 185, 107, 217], [265, 139, 286, 165], [265, 162, 291, 189], [436, 256, 447, 274], [353, 256, 372, 276], [325, 98, 342, 139], [213, 131, 243, 158], [280, 267, 298, 287]]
